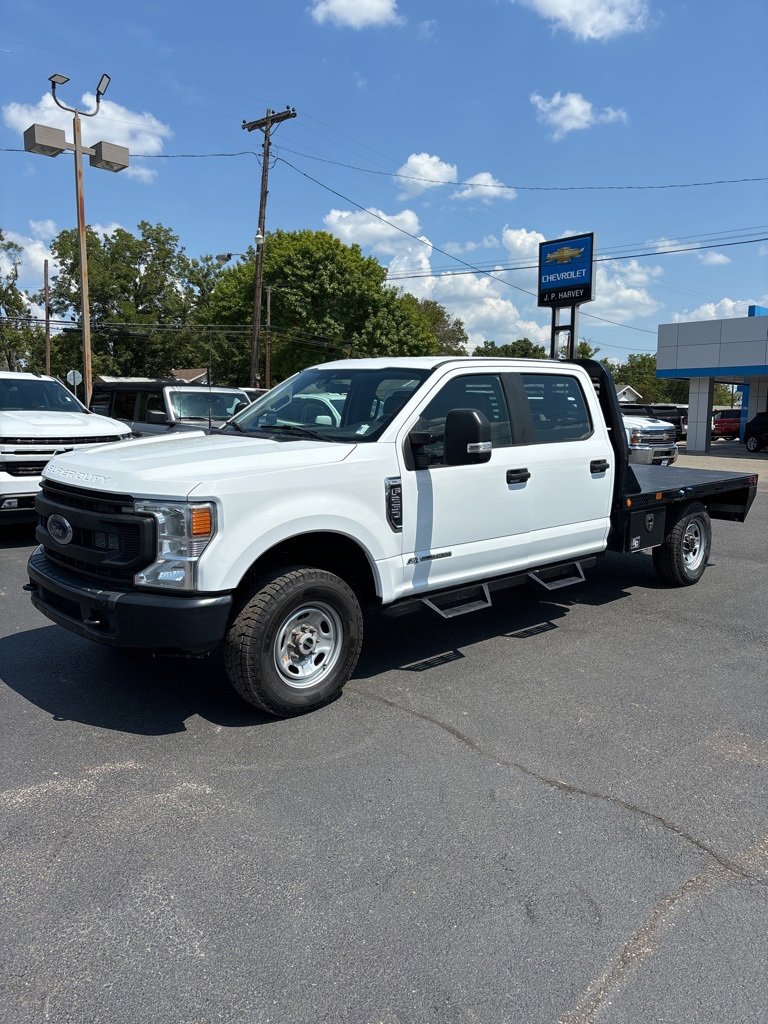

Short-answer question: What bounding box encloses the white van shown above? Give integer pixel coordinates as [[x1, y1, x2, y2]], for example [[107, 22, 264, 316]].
[[0, 371, 131, 520]]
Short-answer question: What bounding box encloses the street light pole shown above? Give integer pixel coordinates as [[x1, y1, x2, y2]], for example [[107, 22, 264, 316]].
[[23, 73, 129, 405], [71, 109, 93, 401]]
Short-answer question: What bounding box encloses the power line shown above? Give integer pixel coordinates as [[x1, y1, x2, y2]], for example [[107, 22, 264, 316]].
[[5, 142, 768, 193], [386, 235, 768, 282]]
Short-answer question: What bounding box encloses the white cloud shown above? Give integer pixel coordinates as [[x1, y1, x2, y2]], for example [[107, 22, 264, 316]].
[[2, 228, 55, 291], [530, 91, 627, 140], [673, 298, 754, 322], [515, 0, 649, 41], [29, 219, 57, 240], [323, 204, 553, 348], [324, 207, 424, 255], [309, 0, 402, 29], [91, 222, 123, 239], [3, 92, 171, 185], [443, 235, 499, 255], [452, 172, 516, 203], [395, 153, 457, 198], [697, 251, 731, 266], [590, 258, 663, 322]]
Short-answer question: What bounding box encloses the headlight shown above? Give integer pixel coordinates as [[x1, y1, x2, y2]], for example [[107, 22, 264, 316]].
[[629, 429, 642, 445], [133, 500, 216, 590]]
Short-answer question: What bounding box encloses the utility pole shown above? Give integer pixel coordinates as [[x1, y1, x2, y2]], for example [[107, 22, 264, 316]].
[[242, 106, 296, 387], [43, 259, 51, 375], [265, 286, 272, 388]]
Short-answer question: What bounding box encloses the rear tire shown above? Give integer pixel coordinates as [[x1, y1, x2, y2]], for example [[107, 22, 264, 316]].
[[224, 567, 363, 717], [745, 436, 760, 453], [652, 502, 711, 587]]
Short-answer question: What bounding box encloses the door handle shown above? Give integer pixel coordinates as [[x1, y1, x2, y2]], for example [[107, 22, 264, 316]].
[[506, 468, 531, 484], [590, 459, 609, 473]]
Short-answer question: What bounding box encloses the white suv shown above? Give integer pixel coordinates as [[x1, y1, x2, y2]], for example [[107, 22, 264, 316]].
[[0, 371, 131, 520]]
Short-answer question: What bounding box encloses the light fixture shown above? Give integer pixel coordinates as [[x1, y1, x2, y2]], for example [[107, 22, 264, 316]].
[[96, 74, 111, 99], [89, 140, 129, 172], [49, 73, 70, 86], [23, 123, 67, 157], [215, 253, 233, 265]]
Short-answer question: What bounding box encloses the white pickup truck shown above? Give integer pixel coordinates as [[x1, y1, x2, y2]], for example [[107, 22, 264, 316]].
[[26, 357, 756, 717], [1, 371, 131, 520]]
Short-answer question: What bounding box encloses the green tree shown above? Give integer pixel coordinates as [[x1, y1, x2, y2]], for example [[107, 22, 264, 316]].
[[401, 296, 468, 355], [577, 338, 600, 359], [45, 221, 212, 378], [0, 231, 39, 372], [472, 338, 547, 359], [203, 230, 439, 383]]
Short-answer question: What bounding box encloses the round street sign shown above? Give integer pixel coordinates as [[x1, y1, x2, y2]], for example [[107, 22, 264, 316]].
[[66, 369, 83, 386]]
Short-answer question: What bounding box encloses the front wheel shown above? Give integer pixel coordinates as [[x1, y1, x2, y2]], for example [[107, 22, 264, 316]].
[[225, 567, 363, 716], [652, 502, 711, 587], [745, 436, 760, 453]]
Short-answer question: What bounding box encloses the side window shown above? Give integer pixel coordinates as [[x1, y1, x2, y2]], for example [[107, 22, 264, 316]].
[[521, 374, 592, 443], [414, 374, 512, 468], [137, 390, 165, 421], [90, 390, 112, 415], [112, 390, 138, 420]]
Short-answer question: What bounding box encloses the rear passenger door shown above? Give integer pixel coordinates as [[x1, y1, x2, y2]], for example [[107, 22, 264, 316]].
[[511, 370, 614, 565]]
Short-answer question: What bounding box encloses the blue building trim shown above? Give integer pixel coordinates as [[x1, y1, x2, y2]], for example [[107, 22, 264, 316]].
[[657, 365, 768, 378]]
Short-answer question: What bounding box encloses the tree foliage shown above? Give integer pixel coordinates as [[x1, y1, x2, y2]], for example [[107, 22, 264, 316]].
[[472, 338, 547, 359], [44, 221, 218, 378], [0, 231, 42, 372], [203, 230, 451, 382]]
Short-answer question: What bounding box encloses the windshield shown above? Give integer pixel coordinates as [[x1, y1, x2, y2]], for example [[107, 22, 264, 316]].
[[0, 377, 88, 412], [169, 390, 250, 420], [226, 366, 432, 442]]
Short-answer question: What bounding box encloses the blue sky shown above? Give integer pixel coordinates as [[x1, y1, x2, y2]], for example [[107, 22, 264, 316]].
[[2, 0, 767, 363]]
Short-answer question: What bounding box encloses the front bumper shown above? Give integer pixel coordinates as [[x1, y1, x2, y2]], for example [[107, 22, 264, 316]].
[[628, 445, 678, 466], [26, 548, 232, 653]]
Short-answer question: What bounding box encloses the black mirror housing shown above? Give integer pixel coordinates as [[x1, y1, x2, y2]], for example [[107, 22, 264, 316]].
[[444, 408, 492, 465]]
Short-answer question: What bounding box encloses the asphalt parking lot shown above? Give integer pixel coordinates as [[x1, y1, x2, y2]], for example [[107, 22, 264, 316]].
[[1, 453, 767, 1024]]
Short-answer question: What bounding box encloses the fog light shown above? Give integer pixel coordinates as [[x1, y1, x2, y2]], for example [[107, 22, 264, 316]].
[[1, 498, 19, 509]]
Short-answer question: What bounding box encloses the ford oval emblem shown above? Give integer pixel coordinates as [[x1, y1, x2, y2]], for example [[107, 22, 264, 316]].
[[48, 514, 74, 546]]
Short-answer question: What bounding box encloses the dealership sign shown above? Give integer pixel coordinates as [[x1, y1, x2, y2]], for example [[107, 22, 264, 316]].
[[538, 233, 595, 307]]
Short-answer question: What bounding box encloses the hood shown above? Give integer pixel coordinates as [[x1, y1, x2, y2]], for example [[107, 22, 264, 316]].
[[622, 414, 674, 430], [42, 429, 355, 497], [0, 409, 130, 438]]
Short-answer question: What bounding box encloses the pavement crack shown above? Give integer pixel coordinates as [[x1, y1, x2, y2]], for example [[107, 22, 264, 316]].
[[349, 688, 766, 886]]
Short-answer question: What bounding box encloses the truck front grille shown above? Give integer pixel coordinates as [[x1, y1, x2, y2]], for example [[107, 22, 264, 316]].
[[36, 481, 156, 585], [0, 434, 126, 445], [2, 461, 48, 477]]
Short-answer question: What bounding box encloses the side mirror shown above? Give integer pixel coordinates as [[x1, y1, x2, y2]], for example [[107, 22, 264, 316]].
[[444, 408, 492, 465], [145, 409, 169, 425]]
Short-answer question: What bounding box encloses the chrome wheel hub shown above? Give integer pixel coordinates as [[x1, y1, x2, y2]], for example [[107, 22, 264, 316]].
[[683, 518, 705, 571], [274, 601, 344, 689]]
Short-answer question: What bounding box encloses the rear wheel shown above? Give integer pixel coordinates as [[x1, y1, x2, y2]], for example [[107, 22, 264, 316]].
[[745, 435, 760, 453], [652, 502, 711, 586], [224, 567, 363, 716]]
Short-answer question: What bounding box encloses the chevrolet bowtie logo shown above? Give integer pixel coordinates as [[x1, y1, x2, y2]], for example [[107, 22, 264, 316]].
[[545, 246, 585, 264]]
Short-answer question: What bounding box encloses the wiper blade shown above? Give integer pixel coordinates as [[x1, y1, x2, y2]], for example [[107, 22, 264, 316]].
[[256, 423, 328, 441]]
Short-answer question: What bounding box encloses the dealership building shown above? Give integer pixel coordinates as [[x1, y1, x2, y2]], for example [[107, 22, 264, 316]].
[[656, 306, 768, 452]]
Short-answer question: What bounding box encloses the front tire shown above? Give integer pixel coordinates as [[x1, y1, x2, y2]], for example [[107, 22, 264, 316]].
[[745, 435, 760, 453], [652, 502, 711, 586], [225, 567, 363, 716]]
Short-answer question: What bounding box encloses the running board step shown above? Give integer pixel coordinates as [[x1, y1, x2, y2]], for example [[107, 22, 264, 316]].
[[528, 561, 586, 591], [422, 583, 492, 619]]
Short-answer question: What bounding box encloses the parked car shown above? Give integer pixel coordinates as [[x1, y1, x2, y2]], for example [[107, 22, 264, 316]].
[[90, 379, 251, 434], [1, 371, 131, 520], [744, 412, 768, 453], [712, 409, 742, 439], [619, 402, 687, 440]]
